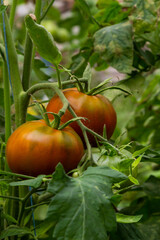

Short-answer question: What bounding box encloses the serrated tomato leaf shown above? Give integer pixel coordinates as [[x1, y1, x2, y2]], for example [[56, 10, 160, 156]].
[[94, 22, 133, 73], [46, 164, 127, 240]]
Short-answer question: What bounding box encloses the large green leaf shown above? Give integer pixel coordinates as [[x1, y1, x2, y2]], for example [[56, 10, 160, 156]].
[[130, 0, 157, 34], [46, 164, 127, 240], [95, 0, 130, 25], [25, 15, 62, 65], [94, 22, 133, 73]]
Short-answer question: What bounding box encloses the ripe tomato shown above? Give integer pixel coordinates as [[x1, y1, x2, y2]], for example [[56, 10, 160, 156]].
[[46, 88, 117, 145], [6, 120, 84, 177]]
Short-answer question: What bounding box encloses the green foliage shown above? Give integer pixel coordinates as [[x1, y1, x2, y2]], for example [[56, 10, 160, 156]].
[[94, 22, 133, 73], [25, 15, 62, 65], [46, 164, 126, 240], [129, 0, 157, 34], [116, 213, 143, 223], [0, 225, 35, 239], [110, 223, 144, 240], [0, 4, 7, 15], [10, 175, 46, 188]]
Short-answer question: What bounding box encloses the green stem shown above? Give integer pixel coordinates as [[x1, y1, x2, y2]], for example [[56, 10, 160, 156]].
[[3, 62, 11, 144], [26, 78, 88, 96], [54, 86, 69, 117], [35, 0, 42, 24], [55, 65, 62, 89], [22, 34, 33, 91], [0, 141, 5, 171], [92, 86, 132, 96], [25, 201, 50, 210], [2, 12, 23, 127], [0, 170, 35, 179], [84, 126, 121, 154], [68, 106, 92, 161], [18, 188, 36, 225], [40, 0, 55, 21], [37, 192, 54, 203], [9, 0, 18, 29], [3, 62, 11, 171], [0, 195, 22, 201], [31, 0, 42, 66]]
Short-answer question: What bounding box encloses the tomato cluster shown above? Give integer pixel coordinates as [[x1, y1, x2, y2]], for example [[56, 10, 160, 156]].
[[6, 88, 116, 177]]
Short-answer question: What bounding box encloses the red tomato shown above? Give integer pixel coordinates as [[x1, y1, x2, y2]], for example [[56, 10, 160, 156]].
[[6, 120, 84, 177], [46, 88, 117, 145]]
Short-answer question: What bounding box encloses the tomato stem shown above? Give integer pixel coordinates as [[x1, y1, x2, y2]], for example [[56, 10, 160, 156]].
[[9, 0, 18, 29], [68, 106, 92, 161], [3, 61, 11, 145], [0, 170, 35, 179], [2, 11, 23, 127], [84, 126, 122, 154], [86, 78, 111, 95], [31, 0, 42, 69], [50, 113, 61, 129], [18, 188, 36, 225], [22, 34, 33, 91], [92, 86, 132, 96], [55, 64, 62, 89], [40, 0, 55, 21], [59, 117, 86, 130]]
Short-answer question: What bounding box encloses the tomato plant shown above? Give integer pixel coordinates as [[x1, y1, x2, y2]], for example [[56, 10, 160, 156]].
[[46, 88, 117, 145], [1, 0, 160, 240], [6, 120, 84, 176]]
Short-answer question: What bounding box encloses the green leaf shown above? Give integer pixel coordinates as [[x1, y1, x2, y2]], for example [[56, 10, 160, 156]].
[[110, 223, 145, 240], [138, 216, 160, 240], [116, 213, 143, 223], [132, 145, 150, 157], [130, 0, 157, 34], [46, 164, 127, 240], [96, 0, 129, 25], [10, 175, 45, 188], [25, 15, 62, 65], [0, 4, 7, 14], [35, 217, 56, 237], [142, 175, 160, 197], [0, 225, 34, 239], [92, 147, 133, 175], [2, 213, 18, 224], [128, 175, 139, 185], [75, 0, 97, 24], [132, 154, 143, 169], [33, 59, 51, 80], [94, 22, 133, 73]]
